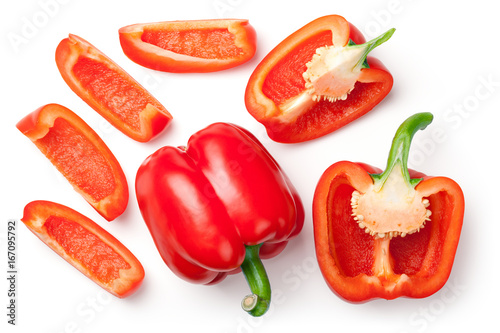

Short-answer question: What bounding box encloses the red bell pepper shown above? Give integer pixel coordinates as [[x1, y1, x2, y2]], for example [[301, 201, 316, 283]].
[[135, 122, 304, 316], [21, 200, 145, 298], [55, 34, 172, 142], [245, 15, 394, 143], [119, 19, 256, 73], [16, 104, 128, 221], [313, 113, 464, 302]]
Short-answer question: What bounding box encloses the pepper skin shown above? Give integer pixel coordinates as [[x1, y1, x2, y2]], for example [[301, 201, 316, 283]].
[[245, 15, 394, 143], [313, 113, 464, 302], [135, 122, 304, 316], [56, 34, 172, 142], [119, 19, 257, 73], [21, 200, 144, 298], [16, 104, 128, 221]]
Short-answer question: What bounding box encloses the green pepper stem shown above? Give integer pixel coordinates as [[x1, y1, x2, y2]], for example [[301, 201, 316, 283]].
[[240, 244, 271, 317], [372, 112, 434, 191], [349, 28, 396, 69]]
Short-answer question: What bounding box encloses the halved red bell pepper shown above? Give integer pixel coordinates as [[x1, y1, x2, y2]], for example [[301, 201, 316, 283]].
[[21, 200, 144, 298], [119, 19, 256, 73], [245, 15, 394, 143], [56, 34, 172, 142], [313, 113, 464, 302], [135, 122, 304, 316], [17, 104, 128, 221]]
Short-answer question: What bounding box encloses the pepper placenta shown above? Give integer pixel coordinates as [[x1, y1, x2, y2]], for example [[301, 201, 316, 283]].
[[245, 15, 394, 143], [21, 200, 145, 298], [119, 19, 257, 73], [313, 113, 464, 302], [16, 104, 128, 221], [56, 34, 172, 142], [135, 122, 304, 316]]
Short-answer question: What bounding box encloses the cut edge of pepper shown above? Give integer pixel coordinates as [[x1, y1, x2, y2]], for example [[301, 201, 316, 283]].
[[57, 34, 172, 142], [16, 104, 129, 221], [21, 200, 144, 298]]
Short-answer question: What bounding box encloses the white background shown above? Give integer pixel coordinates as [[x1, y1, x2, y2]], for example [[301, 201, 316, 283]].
[[1, 0, 499, 332]]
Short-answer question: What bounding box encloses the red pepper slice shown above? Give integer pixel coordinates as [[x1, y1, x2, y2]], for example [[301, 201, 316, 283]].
[[56, 34, 172, 142], [313, 113, 464, 302], [119, 19, 257, 73], [245, 15, 394, 143], [135, 122, 304, 316], [16, 104, 128, 221], [21, 200, 144, 298]]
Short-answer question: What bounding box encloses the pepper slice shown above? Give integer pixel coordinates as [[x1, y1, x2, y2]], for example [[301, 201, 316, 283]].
[[313, 113, 464, 302], [56, 34, 172, 142], [245, 15, 394, 143], [119, 19, 257, 73], [16, 104, 128, 221], [21, 200, 144, 298], [135, 122, 304, 316]]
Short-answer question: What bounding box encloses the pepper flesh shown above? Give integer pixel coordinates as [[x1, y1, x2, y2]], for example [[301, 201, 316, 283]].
[[245, 15, 394, 143], [119, 19, 257, 73], [21, 200, 144, 298], [135, 122, 304, 316], [16, 104, 128, 221], [56, 34, 172, 142], [313, 113, 464, 302]]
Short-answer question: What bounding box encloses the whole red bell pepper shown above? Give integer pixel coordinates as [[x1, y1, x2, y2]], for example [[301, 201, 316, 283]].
[[16, 104, 128, 221], [119, 19, 257, 73], [245, 15, 394, 143], [56, 34, 172, 142], [313, 113, 464, 302], [135, 122, 304, 316], [21, 200, 144, 298]]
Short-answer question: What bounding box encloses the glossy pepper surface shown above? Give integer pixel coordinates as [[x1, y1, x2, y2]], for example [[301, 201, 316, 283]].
[[21, 200, 144, 298], [245, 15, 394, 143], [135, 122, 304, 316], [313, 113, 464, 302], [119, 19, 257, 73], [56, 34, 172, 142], [16, 104, 128, 221]]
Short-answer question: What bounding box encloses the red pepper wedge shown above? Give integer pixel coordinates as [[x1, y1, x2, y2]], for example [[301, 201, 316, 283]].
[[135, 122, 304, 316], [245, 15, 394, 143], [21, 200, 145, 298], [313, 113, 464, 302], [16, 104, 128, 221], [119, 19, 257, 73], [55, 34, 172, 142]]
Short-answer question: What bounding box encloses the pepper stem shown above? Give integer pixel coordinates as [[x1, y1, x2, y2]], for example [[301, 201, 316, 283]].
[[349, 28, 396, 69], [240, 244, 271, 317], [372, 112, 434, 191]]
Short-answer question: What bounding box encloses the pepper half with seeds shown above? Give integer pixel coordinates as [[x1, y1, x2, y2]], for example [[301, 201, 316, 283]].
[[313, 112, 465, 302], [245, 15, 394, 143]]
